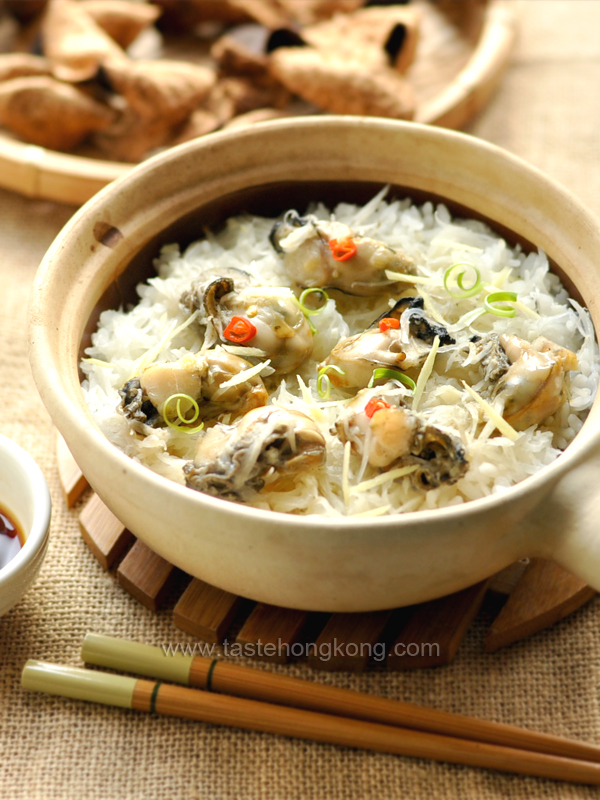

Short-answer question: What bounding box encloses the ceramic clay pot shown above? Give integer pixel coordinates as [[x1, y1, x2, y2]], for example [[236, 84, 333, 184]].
[[28, 117, 600, 611]]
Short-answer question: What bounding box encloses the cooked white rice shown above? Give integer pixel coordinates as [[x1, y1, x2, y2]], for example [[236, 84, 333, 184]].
[[81, 188, 599, 516]]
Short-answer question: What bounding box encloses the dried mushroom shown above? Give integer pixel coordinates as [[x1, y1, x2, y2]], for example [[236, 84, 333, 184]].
[[210, 24, 271, 78], [81, 0, 162, 49], [3, 0, 49, 25], [91, 107, 174, 162], [227, 0, 294, 29], [102, 58, 216, 123], [210, 26, 291, 116], [0, 75, 115, 151], [0, 54, 52, 83], [269, 46, 415, 120], [171, 108, 222, 146], [274, 0, 365, 26], [0, 0, 427, 163], [153, 0, 364, 32], [208, 75, 289, 118], [231, 0, 365, 28], [41, 0, 128, 83], [267, 4, 422, 118], [299, 6, 421, 74], [151, 0, 259, 32]]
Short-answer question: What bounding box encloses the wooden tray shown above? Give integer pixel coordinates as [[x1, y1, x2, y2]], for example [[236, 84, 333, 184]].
[[58, 434, 596, 672], [0, 0, 516, 206]]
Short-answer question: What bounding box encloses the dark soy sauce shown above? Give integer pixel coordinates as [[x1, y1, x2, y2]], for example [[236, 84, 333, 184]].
[[0, 505, 25, 570]]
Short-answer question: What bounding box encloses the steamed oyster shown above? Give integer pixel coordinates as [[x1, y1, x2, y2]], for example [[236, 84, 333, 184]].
[[184, 406, 326, 499], [181, 274, 313, 373], [335, 389, 468, 489], [319, 298, 454, 389], [119, 348, 268, 433], [269, 210, 415, 295], [491, 334, 579, 431], [471, 332, 512, 384]]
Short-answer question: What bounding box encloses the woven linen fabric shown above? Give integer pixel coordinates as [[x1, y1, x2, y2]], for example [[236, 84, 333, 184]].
[[2, 2, 600, 798]]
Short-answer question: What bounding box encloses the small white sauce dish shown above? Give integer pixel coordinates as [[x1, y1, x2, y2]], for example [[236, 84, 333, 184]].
[[0, 434, 51, 617]]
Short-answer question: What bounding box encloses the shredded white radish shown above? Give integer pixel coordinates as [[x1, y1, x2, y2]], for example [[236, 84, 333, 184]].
[[342, 441, 351, 506], [385, 269, 437, 285], [412, 335, 440, 412], [352, 465, 419, 494], [350, 505, 392, 518], [221, 344, 268, 357], [461, 381, 519, 442], [218, 359, 271, 389], [243, 287, 294, 299], [491, 266, 513, 288], [130, 310, 200, 379], [82, 357, 114, 368]]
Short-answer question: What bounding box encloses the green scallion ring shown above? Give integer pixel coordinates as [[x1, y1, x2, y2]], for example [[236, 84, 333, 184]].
[[368, 368, 416, 391], [299, 288, 329, 316], [443, 263, 482, 299], [317, 364, 345, 399], [484, 291, 518, 318], [163, 393, 205, 434], [316, 373, 331, 400]]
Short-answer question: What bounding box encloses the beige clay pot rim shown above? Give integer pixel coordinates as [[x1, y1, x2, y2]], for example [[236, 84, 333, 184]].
[[29, 116, 600, 532]]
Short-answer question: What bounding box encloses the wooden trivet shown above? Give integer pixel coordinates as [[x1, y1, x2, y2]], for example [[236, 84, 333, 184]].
[[58, 435, 596, 671]]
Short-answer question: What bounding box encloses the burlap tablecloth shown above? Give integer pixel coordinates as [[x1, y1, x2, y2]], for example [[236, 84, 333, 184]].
[[2, 2, 600, 797]]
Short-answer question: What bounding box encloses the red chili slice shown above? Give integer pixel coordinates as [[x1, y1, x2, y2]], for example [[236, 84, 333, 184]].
[[378, 317, 400, 333], [364, 398, 392, 418], [223, 316, 257, 344], [328, 237, 357, 262]]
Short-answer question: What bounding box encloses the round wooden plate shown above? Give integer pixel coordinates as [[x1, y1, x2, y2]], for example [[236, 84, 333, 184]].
[[0, 0, 516, 206]]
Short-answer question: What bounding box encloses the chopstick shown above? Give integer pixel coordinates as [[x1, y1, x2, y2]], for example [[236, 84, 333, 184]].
[[81, 633, 600, 764], [21, 659, 600, 786]]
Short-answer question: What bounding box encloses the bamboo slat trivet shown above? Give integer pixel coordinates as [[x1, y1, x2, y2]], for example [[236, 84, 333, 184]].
[[59, 435, 596, 671], [117, 539, 178, 612], [387, 580, 490, 670], [309, 610, 395, 672], [173, 579, 242, 644], [237, 604, 310, 665], [485, 560, 596, 653]]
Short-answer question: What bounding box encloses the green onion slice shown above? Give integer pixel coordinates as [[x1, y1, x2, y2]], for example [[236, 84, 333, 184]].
[[367, 368, 416, 392], [296, 288, 329, 335], [484, 291, 518, 318], [299, 287, 329, 315], [443, 263, 482, 299], [296, 287, 329, 334], [317, 364, 345, 399], [163, 393, 205, 434]]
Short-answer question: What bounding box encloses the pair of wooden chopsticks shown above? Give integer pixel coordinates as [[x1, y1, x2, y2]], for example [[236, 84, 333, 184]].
[[21, 633, 600, 785]]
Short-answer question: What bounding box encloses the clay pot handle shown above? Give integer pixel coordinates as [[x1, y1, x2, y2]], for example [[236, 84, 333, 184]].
[[526, 453, 600, 591]]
